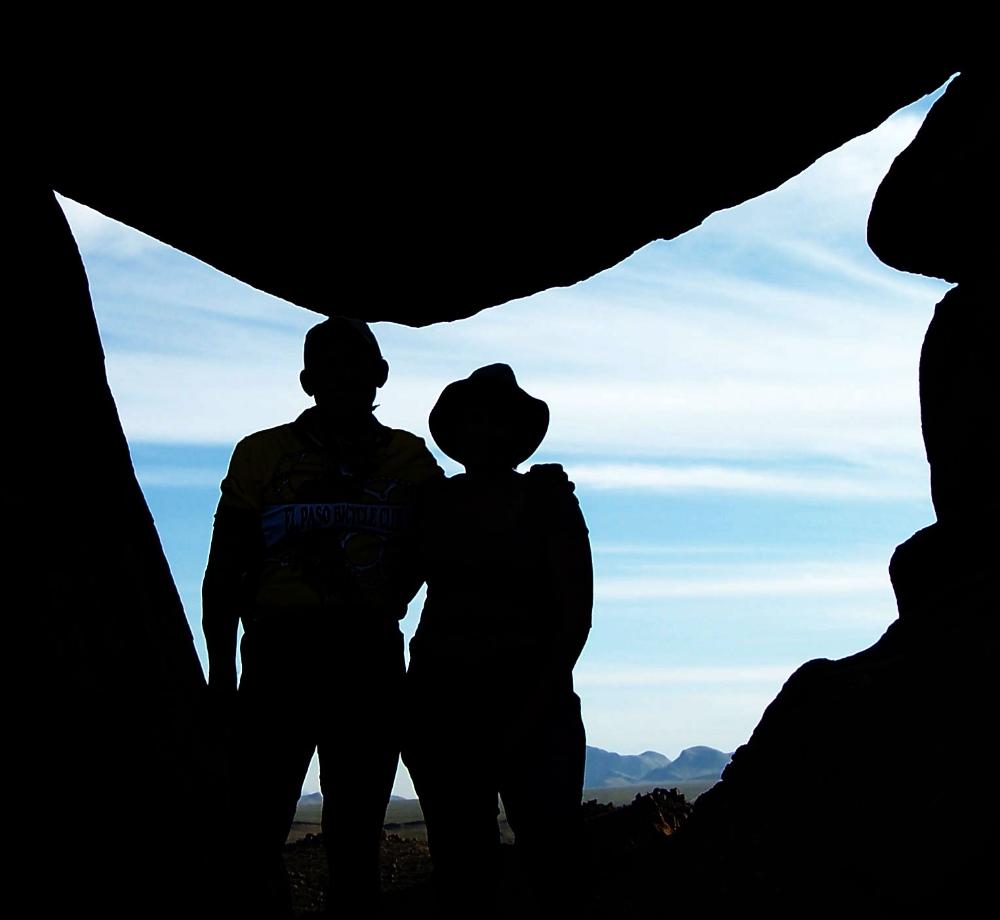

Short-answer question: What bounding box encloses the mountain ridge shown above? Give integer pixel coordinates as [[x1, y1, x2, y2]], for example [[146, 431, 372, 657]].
[[298, 745, 732, 802], [583, 745, 731, 789]]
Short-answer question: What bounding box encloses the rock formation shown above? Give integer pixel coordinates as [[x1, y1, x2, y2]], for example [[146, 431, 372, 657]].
[[44, 55, 954, 325], [17, 188, 227, 916], [20, 44, 990, 916], [677, 66, 997, 913]]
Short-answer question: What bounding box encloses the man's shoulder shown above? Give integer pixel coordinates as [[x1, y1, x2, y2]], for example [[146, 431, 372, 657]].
[[523, 466, 588, 532], [225, 420, 308, 488], [377, 425, 444, 482], [233, 420, 305, 456], [381, 425, 430, 451]]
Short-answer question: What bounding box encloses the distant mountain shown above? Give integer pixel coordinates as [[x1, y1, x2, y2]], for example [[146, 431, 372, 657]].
[[584, 745, 731, 788], [297, 747, 729, 802], [643, 746, 732, 782], [584, 747, 672, 788]]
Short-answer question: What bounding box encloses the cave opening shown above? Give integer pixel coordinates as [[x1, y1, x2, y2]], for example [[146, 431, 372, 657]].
[[56, 85, 948, 808]]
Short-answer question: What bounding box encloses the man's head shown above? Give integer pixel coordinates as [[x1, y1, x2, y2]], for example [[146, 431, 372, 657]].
[[300, 317, 389, 418]]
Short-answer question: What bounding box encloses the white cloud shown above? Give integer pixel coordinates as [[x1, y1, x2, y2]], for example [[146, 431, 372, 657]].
[[66, 92, 946, 494], [697, 109, 929, 241], [53, 86, 948, 795], [595, 561, 888, 601], [592, 543, 784, 557], [568, 461, 926, 499], [105, 352, 317, 444], [134, 466, 224, 489], [56, 195, 162, 259], [575, 664, 798, 687]]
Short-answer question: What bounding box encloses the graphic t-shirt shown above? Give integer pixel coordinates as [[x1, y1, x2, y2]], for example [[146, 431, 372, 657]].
[[218, 409, 443, 621]]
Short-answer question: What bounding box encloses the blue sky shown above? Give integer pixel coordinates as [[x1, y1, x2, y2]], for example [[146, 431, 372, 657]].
[[59, 85, 950, 796]]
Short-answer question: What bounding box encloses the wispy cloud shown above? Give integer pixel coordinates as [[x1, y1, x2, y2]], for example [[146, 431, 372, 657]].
[[595, 561, 887, 601], [56, 196, 162, 259], [104, 352, 317, 444], [568, 461, 926, 499], [693, 109, 931, 241], [134, 466, 224, 489], [592, 543, 787, 557], [53, 87, 951, 797], [575, 664, 798, 687], [62, 94, 945, 489]]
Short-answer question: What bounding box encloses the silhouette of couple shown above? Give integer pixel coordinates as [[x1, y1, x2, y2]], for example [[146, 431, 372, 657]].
[[203, 317, 593, 918]]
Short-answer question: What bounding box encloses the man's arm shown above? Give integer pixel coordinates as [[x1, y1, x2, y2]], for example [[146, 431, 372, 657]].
[[202, 503, 259, 698], [202, 437, 265, 698], [392, 445, 446, 615]]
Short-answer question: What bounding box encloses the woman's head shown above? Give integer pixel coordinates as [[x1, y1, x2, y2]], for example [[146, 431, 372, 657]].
[[430, 364, 549, 471]]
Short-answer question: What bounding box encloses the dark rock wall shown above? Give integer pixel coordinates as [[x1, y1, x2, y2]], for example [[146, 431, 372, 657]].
[[919, 282, 998, 525], [20, 47, 989, 914], [680, 67, 997, 913], [47, 55, 954, 325], [869, 71, 996, 284], [871, 68, 998, 524], [17, 187, 222, 917]]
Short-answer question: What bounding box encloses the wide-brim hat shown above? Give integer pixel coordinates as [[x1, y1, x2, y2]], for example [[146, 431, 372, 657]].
[[429, 364, 549, 467]]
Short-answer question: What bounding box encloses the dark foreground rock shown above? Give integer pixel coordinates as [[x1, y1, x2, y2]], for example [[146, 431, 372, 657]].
[[669, 521, 998, 915], [669, 69, 999, 912]]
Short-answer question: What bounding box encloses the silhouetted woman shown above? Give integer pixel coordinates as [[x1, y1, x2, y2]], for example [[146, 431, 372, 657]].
[[402, 364, 593, 918]]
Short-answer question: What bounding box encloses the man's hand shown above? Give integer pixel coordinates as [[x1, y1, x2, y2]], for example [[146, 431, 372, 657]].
[[526, 462, 576, 493]]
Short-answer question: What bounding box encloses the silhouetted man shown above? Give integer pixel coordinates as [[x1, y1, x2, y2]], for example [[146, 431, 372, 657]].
[[203, 317, 443, 917]]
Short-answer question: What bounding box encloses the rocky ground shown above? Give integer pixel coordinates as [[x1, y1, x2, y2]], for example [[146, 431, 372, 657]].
[[285, 831, 435, 916], [286, 787, 693, 917]]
